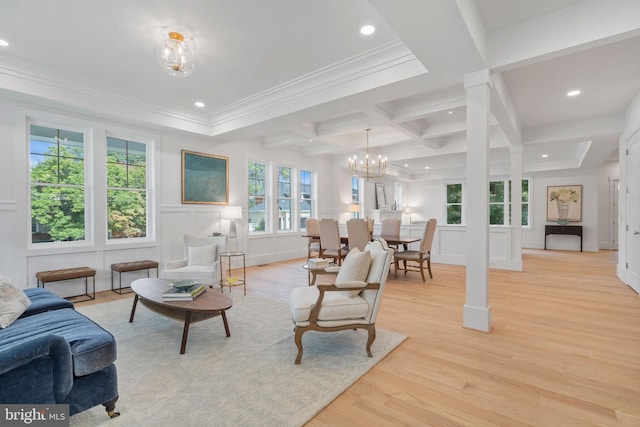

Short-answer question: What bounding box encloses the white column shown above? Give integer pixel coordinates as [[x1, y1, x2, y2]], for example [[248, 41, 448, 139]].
[[463, 70, 492, 333], [510, 146, 523, 270]]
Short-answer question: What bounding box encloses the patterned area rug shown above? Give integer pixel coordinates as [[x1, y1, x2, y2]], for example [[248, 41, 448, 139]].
[[71, 293, 406, 426]]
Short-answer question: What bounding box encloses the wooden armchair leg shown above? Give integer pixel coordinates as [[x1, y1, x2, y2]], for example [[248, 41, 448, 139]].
[[294, 328, 305, 365], [365, 325, 376, 357]]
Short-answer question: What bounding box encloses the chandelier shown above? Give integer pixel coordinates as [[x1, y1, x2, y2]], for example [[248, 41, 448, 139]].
[[348, 128, 387, 180], [156, 31, 195, 77]]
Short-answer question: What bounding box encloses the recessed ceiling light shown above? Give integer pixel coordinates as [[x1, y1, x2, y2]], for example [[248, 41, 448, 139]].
[[404, 164, 408, 167], [194, 101, 205, 107], [448, 110, 453, 114], [360, 25, 375, 35], [308, 139, 312, 142], [541, 154, 549, 158], [567, 89, 581, 97], [0, 39, 9, 47], [424, 166, 430, 170]]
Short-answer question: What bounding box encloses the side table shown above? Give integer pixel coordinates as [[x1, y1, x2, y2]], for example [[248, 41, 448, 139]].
[[219, 252, 246, 295]]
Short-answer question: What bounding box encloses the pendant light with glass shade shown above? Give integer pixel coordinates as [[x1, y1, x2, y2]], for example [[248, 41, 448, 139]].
[[156, 31, 195, 77]]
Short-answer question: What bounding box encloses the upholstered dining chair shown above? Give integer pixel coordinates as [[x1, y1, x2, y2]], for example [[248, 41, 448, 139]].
[[289, 238, 394, 364], [365, 217, 374, 238], [380, 218, 401, 236], [394, 218, 437, 281], [347, 218, 370, 251], [160, 234, 227, 286], [306, 218, 321, 260], [318, 218, 348, 266]]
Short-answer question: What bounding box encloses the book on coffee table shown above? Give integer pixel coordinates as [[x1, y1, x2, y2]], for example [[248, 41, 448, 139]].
[[162, 283, 206, 301]]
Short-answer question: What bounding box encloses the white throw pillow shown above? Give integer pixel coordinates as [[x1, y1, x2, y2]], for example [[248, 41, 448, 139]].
[[187, 245, 217, 267], [335, 248, 371, 297], [0, 273, 31, 328]]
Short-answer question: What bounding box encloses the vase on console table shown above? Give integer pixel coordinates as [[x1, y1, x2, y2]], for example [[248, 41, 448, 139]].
[[556, 200, 570, 225]]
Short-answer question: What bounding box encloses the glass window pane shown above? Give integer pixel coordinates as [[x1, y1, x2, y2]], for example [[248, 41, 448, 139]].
[[128, 165, 146, 189], [489, 181, 504, 202], [57, 158, 84, 185], [31, 186, 85, 242], [107, 137, 127, 164], [278, 199, 291, 230], [107, 163, 127, 187], [108, 189, 147, 239], [447, 184, 462, 203], [490, 204, 504, 225], [447, 204, 461, 224]]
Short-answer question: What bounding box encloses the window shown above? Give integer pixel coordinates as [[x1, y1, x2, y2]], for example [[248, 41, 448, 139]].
[[489, 181, 506, 225], [106, 137, 147, 239], [300, 170, 312, 228], [248, 161, 267, 232], [509, 179, 530, 227], [277, 166, 291, 231], [446, 183, 463, 224], [351, 177, 361, 219], [30, 124, 86, 243], [490, 178, 530, 226]]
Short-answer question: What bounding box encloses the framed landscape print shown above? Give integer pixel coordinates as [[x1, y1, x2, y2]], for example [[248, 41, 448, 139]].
[[546, 185, 582, 224], [181, 150, 229, 205]]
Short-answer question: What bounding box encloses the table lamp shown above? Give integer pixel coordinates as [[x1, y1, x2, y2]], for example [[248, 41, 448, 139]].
[[222, 206, 242, 238]]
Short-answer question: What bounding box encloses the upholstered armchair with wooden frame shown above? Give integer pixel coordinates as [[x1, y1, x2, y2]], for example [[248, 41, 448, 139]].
[[160, 234, 228, 286], [289, 239, 394, 364], [394, 218, 437, 281]]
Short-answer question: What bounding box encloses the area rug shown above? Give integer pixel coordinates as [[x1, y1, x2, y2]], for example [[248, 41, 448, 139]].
[[71, 294, 407, 427]]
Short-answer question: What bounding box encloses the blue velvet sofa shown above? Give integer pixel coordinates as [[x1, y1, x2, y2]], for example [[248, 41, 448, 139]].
[[0, 288, 119, 418]]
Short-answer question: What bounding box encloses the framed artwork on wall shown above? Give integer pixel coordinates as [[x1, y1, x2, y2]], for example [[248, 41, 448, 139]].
[[181, 150, 229, 205], [546, 185, 582, 224], [375, 183, 387, 209]]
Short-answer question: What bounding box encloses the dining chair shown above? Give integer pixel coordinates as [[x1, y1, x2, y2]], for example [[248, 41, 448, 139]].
[[365, 217, 374, 239], [347, 218, 370, 251], [394, 218, 437, 281], [380, 218, 401, 236], [318, 218, 348, 265], [306, 218, 321, 260]]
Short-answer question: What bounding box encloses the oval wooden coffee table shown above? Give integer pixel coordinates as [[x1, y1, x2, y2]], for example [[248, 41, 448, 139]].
[[129, 278, 233, 354]]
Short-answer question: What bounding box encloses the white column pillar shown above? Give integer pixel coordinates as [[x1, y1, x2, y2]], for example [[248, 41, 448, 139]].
[[463, 70, 492, 333], [510, 145, 523, 270]]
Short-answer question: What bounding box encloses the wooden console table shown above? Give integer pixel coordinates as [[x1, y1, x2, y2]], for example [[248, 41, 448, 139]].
[[544, 225, 583, 252]]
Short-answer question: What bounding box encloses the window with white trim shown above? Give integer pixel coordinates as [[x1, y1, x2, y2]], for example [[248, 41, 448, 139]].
[[277, 166, 292, 231], [446, 183, 463, 224], [30, 124, 87, 244], [488, 179, 531, 226], [106, 137, 148, 239], [248, 161, 267, 233], [300, 170, 313, 228]]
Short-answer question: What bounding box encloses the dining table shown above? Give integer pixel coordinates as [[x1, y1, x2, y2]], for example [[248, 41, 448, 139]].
[[302, 234, 419, 251]]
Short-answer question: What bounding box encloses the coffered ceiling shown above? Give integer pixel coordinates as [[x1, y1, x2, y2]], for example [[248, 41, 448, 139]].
[[1, 0, 638, 181]]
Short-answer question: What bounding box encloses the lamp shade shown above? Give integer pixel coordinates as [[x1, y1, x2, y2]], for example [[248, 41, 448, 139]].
[[348, 204, 361, 213], [222, 206, 242, 220]]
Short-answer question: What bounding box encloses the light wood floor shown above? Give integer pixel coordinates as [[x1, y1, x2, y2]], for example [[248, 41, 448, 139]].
[[79, 249, 640, 426]]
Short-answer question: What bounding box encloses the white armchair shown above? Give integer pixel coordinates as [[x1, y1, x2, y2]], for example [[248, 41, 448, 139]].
[[289, 239, 394, 364], [160, 234, 228, 286]]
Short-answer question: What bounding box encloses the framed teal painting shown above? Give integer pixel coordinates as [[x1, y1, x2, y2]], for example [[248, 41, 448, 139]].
[[181, 150, 229, 205]]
